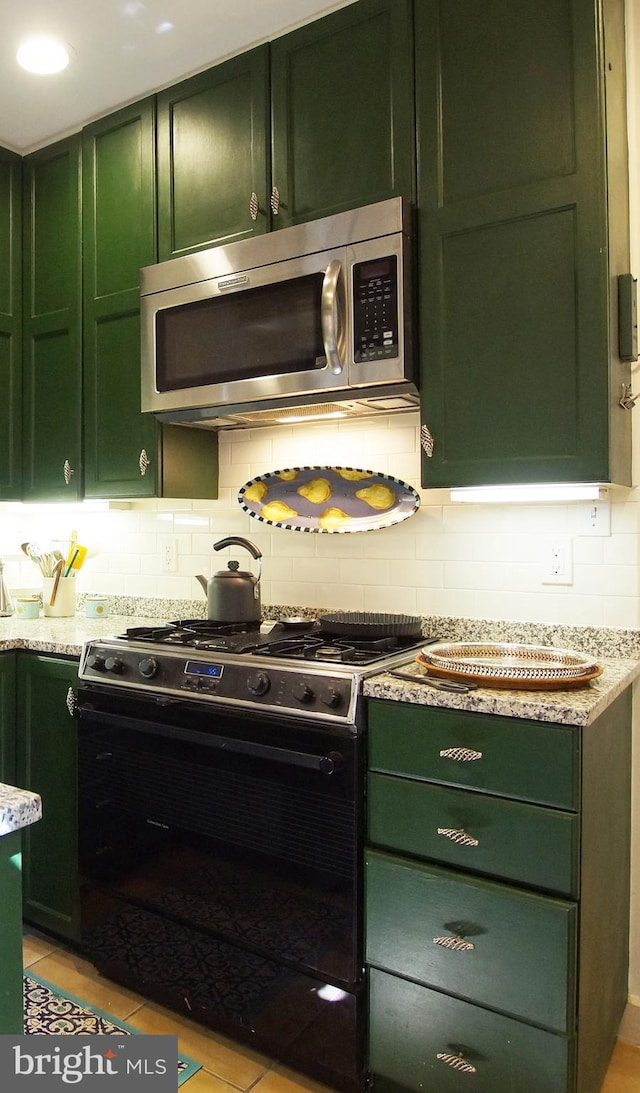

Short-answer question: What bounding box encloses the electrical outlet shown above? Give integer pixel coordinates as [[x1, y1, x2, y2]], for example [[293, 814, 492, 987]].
[[542, 537, 573, 585], [160, 537, 178, 573]]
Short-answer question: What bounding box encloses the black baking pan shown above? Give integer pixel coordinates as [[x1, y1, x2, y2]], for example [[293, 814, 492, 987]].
[[318, 612, 423, 639]]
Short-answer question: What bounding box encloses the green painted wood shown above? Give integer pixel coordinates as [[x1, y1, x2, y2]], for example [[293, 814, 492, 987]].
[[22, 135, 82, 501], [157, 46, 270, 259], [367, 700, 579, 809], [82, 100, 219, 499], [0, 148, 22, 499], [16, 653, 79, 941], [416, 0, 630, 488], [0, 652, 16, 785], [82, 100, 159, 498], [0, 831, 25, 1033], [369, 967, 572, 1093], [366, 850, 576, 1032], [368, 771, 578, 895], [270, 0, 414, 228]]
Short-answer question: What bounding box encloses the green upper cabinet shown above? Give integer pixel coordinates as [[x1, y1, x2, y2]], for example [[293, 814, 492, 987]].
[[270, 0, 415, 228], [22, 135, 82, 501], [416, 0, 631, 488], [157, 47, 270, 259], [157, 0, 415, 258], [82, 100, 219, 500], [0, 149, 22, 500]]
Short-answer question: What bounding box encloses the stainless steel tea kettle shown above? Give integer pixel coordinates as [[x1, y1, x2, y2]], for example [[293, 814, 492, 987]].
[[196, 536, 262, 623]]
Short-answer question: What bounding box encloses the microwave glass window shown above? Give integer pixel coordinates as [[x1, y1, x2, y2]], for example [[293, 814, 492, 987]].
[[156, 273, 326, 391], [353, 254, 399, 363]]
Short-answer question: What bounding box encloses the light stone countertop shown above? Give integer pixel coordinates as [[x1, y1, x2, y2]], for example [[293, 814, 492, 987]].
[[0, 783, 42, 836]]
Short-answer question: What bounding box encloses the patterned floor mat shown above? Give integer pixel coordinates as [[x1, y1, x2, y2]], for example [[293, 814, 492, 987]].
[[24, 972, 201, 1085]]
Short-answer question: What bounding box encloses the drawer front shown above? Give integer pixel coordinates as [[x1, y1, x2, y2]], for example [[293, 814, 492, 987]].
[[368, 700, 578, 809], [369, 967, 572, 1093], [368, 771, 578, 895], [366, 850, 576, 1033]]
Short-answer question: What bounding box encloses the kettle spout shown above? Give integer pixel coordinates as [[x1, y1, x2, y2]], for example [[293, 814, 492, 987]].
[[195, 574, 208, 595]]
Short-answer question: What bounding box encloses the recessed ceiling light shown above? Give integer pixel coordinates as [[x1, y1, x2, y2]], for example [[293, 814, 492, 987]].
[[16, 37, 70, 75]]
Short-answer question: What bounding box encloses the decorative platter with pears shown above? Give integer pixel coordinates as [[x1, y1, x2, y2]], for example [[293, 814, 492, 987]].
[[238, 466, 420, 533]]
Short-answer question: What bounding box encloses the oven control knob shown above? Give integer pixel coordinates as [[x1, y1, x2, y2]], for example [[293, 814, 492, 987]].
[[139, 657, 158, 679], [86, 654, 106, 671], [320, 751, 344, 775], [320, 687, 342, 709], [247, 671, 270, 696], [104, 656, 124, 674], [292, 680, 314, 704]]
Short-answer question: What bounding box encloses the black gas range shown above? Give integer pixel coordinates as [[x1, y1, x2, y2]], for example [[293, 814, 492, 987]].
[[78, 615, 429, 729]]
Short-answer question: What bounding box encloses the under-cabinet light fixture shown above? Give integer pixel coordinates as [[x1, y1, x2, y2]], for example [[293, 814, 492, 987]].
[[273, 410, 348, 424], [16, 37, 70, 75], [449, 484, 609, 504]]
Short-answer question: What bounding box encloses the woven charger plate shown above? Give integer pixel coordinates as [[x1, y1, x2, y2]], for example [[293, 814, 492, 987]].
[[416, 642, 603, 691]]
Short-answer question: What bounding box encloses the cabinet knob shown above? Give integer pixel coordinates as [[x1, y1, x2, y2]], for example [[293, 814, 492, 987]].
[[139, 449, 150, 476], [439, 747, 483, 763], [65, 686, 78, 717], [420, 424, 434, 457], [433, 934, 475, 952], [436, 1052, 477, 1075], [270, 185, 280, 215], [437, 826, 479, 848], [249, 192, 260, 221], [63, 459, 75, 486]]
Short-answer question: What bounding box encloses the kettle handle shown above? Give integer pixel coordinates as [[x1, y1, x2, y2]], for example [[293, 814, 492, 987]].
[[213, 536, 262, 560]]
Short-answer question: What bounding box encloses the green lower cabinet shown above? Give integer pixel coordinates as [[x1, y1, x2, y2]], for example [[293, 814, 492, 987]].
[[0, 651, 16, 785], [0, 830, 26, 1033], [16, 653, 79, 941], [0, 147, 22, 500], [366, 851, 576, 1033], [369, 967, 572, 1093]]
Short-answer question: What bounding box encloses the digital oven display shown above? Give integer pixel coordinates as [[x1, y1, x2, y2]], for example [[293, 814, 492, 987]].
[[184, 660, 224, 679]]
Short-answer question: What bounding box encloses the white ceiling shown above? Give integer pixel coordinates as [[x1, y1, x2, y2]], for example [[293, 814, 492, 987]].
[[1, 0, 356, 153]]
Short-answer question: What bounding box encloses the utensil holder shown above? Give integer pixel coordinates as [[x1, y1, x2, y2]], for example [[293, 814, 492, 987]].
[[43, 575, 76, 618]]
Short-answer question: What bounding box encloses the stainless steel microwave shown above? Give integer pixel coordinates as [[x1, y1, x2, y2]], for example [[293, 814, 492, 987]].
[[140, 198, 417, 429]]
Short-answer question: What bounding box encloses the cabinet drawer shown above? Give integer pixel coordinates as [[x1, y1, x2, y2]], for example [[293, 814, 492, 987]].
[[366, 851, 576, 1033], [368, 771, 578, 895], [369, 967, 572, 1093], [368, 700, 578, 809]]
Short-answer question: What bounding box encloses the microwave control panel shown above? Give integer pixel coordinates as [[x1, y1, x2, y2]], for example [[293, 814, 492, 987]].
[[353, 254, 399, 362]]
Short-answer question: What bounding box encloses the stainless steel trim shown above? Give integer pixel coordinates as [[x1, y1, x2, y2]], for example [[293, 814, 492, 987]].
[[321, 260, 345, 375]]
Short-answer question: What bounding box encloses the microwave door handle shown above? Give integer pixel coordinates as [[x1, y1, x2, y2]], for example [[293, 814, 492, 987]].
[[321, 259, 345, 375]]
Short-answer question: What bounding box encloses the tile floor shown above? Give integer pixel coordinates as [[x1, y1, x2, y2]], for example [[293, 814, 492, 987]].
[[23, 929, 640, 1093]]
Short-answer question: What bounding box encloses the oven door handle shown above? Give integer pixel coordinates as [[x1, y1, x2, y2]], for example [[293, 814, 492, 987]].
[[79, 705, 344, 774]]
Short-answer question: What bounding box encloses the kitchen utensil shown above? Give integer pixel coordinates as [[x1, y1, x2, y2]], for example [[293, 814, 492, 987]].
[[416, 642, 603, 690], [64, 544, 88, 576], [319, 612, 423, 639], [48, 559, 64, 606], [389, 668, 477, 693], [196, 536, 262, 623]]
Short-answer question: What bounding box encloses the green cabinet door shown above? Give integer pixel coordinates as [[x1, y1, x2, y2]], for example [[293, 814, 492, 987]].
[[0, 830, 25, 1034], [16, 653, 79, 941], [22, 135, 82, 501], [0, 148, 22, 500], [416, 0, 630, 488], [157, 46, 270, 259], [0, 652, 16, 785], [270, 0, 415, 228], [83, 100, 219, 499]]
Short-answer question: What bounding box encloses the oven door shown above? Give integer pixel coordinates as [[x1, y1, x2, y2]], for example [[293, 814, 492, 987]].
[[78, 689, 364, 1091]]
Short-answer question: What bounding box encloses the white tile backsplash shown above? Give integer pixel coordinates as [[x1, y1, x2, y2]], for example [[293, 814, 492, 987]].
[[1, 411, 640, 628]]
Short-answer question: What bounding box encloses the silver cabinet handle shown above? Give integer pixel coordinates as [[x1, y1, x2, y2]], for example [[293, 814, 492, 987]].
[[420, 424, 435, 456], [437, 826, 479, 847], [63, 459, 75, 486], [321, 259, 345, 375], [440, 747, 483, 762], [249, 192, 259, 221], [139, 449, 150, 477], [270, 185, 280, 215], [436, 1052, 477, 1075], [66, 687, 78, 717], [433, 934, 475, 952]]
